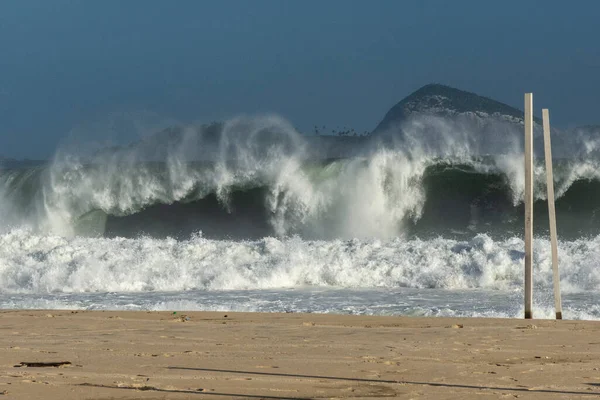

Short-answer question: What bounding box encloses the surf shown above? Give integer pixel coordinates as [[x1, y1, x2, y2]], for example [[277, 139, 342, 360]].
[[3, 115, 600, 240]]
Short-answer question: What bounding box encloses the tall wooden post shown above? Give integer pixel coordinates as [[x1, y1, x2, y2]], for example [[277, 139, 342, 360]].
[[542, 109, 563, 320], [524, 93, 534, 319]]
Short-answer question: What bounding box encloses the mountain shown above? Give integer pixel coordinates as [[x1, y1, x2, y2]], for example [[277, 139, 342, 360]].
[[372, 84, 539, 135], [0, 156, 46, 169], [93, 121, 370, 161], [92, 122, 224, 160], [90, 83, 569, 160], [0, 155, 16, 163]]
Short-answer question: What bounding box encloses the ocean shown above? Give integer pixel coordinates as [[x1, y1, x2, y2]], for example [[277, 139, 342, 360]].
[[1, 115, 599, 319]]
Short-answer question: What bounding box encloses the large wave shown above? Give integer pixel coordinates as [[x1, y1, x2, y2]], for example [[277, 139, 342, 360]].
[[2, 115, 600, 240]]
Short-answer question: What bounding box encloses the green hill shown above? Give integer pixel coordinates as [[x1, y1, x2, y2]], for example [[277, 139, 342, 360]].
[[372, 84, 540, 135]]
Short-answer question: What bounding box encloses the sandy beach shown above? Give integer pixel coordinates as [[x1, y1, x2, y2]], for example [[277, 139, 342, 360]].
[[0, 311, 598, 399]]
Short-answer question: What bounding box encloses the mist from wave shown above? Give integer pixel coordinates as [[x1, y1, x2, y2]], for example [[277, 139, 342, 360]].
[[1, 114, 600, 241]]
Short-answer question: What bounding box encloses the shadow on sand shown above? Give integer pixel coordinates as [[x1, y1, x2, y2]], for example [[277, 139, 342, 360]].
[[163, 366, 600, 397]]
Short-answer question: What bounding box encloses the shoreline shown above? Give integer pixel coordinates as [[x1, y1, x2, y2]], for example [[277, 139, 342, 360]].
[[1, 310, 600, 399]]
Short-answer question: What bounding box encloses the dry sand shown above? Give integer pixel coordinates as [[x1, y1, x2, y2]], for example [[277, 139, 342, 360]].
[[1, 310, 600, 399]]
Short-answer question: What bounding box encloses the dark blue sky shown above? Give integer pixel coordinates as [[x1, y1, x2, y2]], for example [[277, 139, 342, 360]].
[[1, 0, 599, 158]]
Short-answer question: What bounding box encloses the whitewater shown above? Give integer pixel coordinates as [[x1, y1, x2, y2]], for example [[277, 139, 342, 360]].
[[2, 115, 600, 319]]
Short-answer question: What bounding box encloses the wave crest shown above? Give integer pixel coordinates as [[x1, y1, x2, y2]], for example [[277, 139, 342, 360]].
[[2, 115, 600, 240]]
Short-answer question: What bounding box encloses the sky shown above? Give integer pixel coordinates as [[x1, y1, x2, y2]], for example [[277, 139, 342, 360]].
[[1, 0, 599, 159]]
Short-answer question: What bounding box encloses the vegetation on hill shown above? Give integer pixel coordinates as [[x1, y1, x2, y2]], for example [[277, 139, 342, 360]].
[[373, 83, 541, 134]]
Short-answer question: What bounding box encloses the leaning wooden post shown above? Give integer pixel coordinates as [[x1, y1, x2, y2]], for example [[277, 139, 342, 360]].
[[524, 93, 534, 319], [542, 109, 563, 319]]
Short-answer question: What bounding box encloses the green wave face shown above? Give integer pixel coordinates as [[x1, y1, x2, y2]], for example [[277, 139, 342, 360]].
[[2, 156, 600, 240]]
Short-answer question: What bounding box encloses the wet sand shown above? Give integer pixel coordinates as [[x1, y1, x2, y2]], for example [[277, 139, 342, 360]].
[[1, 310, 599, 399]]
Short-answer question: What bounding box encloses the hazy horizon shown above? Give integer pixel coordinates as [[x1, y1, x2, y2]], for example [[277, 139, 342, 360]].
[[1, 0, 599, 159]]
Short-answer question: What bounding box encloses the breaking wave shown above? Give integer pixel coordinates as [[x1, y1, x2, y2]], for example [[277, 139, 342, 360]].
[[2, 114, 600, 240], [2, 114, 600, 318]]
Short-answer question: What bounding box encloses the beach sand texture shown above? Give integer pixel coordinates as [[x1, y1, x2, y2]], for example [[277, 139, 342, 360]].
[[1, 311, 599, 399]]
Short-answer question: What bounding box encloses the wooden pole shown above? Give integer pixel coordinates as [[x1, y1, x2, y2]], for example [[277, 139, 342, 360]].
[[524, 93, 534, 319], [542, 109, 563, 320]]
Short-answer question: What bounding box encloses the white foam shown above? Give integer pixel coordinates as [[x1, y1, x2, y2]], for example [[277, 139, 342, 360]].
[[1, 229, 600, 296], [3, 287, 599, 320]]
